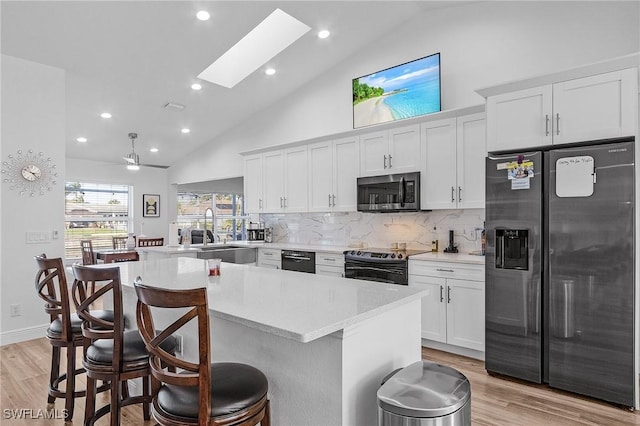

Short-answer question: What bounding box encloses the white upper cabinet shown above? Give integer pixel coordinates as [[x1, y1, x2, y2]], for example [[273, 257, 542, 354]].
[[421, 118, 457, 210], [487, 68, 637, 152], [332, 137, 359, 211], [243, 153, 264, 214], [456, 113, 486, 209], [421, 113, 486, 210], [308, 142, 333, 212], [250, 146, 308, 214], [360, 124, 420, 176], [308, 137, 359, 212], [262, 150, 285, 212], [552, 69, 637, 144], [283, 146, 309, 212], [486, 86, 552, 151]]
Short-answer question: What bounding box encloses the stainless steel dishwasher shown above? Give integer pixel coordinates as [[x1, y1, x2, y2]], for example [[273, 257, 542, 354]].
[[281, 250, 316, 274]]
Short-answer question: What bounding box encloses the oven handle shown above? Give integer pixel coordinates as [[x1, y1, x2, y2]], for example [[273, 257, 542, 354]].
[[345, 265, 405, 274], [283, 255, 312, 261], [350, 276, 400, 285], [399, 176, 405, 207]]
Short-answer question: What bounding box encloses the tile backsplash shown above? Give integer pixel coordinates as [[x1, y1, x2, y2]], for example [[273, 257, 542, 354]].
[[260, 209, 485, 253]]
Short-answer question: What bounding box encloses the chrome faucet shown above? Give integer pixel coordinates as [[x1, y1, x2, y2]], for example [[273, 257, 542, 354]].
[[203, 207, 214, 246]]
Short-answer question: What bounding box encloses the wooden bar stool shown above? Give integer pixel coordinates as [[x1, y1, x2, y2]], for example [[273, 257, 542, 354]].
[[135, 282, 270, 426], [112, 236, 127, 249], [102, 251, 139, 263], [34, 254, 111, 421], [137, 237, 164, 247], [72, 265, 176, 426]]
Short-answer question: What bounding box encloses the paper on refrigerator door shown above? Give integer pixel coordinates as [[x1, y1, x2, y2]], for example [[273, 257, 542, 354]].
[[555, 156, 595, 197]]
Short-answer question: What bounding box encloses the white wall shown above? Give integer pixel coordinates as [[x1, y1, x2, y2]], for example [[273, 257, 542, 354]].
[[168, 1, 640, 184], [66, 158, 171, 239], [1, 55, 66, 344]]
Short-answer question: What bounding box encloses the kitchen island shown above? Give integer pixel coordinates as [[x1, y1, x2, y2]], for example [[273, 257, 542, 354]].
[[108, 257, 425, 426]]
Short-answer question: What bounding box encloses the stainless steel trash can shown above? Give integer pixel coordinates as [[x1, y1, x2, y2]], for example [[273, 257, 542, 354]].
[[377, 360, 471, 426]]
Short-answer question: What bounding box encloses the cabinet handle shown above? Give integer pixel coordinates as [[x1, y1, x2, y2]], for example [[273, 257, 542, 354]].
[[383, 155, 388, 169], [556, 113, 560, 135], [259, 198, 262, 209], [388, 154, 393, 168], [283, 197, 287, 208], [332, 194, 336, 207], [440, 285, 444, 303], [436, 268, 455, 273], [451, 186, 455, 203], [458, 186, 462, 203], [323, 258, 335, 262], [328, 194, 332, 207], [545, 114, 550, 136], [447, 286, 451, 303]]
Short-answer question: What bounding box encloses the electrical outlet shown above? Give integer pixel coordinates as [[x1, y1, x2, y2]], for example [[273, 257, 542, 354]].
[[10, 304, 21, 317], [174, 334, 183, 355]]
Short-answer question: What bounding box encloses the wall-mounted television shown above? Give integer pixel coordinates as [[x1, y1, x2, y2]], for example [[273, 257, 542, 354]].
[[353, 53, 441, 129]]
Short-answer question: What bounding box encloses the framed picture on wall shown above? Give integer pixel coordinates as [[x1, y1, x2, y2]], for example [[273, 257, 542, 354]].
[[143, 194, 160, 217]]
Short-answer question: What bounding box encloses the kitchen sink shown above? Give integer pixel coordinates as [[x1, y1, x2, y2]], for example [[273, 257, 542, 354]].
[[196, 246, 257, 264]]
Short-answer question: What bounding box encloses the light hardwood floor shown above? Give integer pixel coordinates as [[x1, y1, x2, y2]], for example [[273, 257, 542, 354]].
[[1, 338, 639, 425]]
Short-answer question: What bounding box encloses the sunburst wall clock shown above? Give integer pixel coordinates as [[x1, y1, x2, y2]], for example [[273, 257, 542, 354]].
[[1, 149, 58, 196]]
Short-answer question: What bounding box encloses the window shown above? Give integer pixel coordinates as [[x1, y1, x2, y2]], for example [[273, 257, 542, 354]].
[[64, 182, 131, 259], [176, 193, 248, 241]]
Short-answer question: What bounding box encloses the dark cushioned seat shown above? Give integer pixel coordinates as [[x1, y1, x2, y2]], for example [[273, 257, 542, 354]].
[[86, 330, 177, 365], [157, 363, 268, 419], [47, 310, 113, 336]]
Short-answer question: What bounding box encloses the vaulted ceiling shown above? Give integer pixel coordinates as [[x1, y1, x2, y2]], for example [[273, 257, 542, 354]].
[[2, 1, 467, 168]]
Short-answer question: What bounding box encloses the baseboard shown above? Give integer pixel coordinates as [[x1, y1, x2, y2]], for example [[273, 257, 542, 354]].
[[0, 324, 49, 346], [421, 339, 485, 361]]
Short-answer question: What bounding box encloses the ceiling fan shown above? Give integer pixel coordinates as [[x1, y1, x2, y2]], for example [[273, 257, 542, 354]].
[[123, 132, 168, 170]]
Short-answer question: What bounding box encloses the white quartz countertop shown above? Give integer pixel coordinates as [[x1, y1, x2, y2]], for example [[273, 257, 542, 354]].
[[100, 257, 426, 343], [135, 241, 351, 254], [410, 252, 485, 265]]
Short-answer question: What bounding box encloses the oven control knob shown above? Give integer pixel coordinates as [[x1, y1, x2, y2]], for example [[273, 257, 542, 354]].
[[398, 253, 403, 259], [350, 251, 355, 255], [391, 253, 396, 259], [357, 251, 361, 256], [383, 254, 388, 258]]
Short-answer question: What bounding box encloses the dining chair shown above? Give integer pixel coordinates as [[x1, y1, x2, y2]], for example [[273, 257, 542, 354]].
[[112, 236, 128, 249], [137, 237, 164, 247], [80, 240, 96, 265], [135, 283, 271, 426], [72, 265, 176, 426], [79, 240, 99, 294], [34, 254, 111, 421], [103, 251, 139, 263]]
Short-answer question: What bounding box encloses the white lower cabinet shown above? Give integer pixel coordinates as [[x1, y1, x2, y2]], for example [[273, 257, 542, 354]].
[[315, 252, 344, 278], [409, 260, 485, 352], [257, 248, 281, 269]]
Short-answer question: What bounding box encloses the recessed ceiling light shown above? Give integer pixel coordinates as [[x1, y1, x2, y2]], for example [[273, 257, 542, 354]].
[[150, 148, 159, 153], [318, 30, 330, 39], [196, 10, 210, 21], [265, 68, 276, 76], [76, 137, 88, 143], [197, 8, 310, 88], [100, 112, 112, 119], [181, 128, 190, 134], [191, 83, 202, 90]]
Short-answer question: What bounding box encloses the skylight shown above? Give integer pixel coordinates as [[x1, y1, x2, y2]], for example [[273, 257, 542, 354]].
[[197, 8, 310, 88]]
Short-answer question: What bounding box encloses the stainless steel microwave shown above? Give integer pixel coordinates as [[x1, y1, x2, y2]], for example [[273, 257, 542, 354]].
[[357, 172, 420, 212]]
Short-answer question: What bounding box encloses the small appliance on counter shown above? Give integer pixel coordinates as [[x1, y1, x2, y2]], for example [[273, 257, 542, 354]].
[[264, 227, 273, 243], [247, 222, 266, 241], [443, 230, 458, 253]]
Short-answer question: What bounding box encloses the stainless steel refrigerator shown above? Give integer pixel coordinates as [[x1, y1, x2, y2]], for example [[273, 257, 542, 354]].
[[485, 138, 635, 407]]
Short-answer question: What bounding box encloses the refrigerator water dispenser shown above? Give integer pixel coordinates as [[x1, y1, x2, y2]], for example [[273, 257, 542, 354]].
[[495, 229, 528, 270]]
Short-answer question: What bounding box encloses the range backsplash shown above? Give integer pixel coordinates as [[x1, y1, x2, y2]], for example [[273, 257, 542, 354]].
[[259, 209, 485, 253]]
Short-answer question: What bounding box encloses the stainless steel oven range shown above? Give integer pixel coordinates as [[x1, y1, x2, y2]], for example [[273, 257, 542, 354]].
[[344, 248, 429, 285]]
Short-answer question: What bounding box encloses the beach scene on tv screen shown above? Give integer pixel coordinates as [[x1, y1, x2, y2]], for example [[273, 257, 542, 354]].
[[353, 54, 440, 128]]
